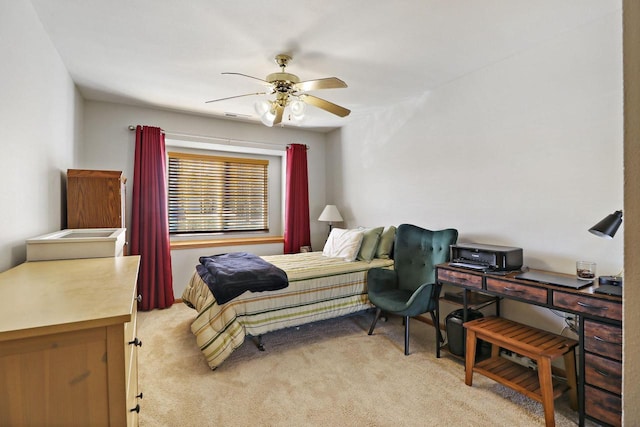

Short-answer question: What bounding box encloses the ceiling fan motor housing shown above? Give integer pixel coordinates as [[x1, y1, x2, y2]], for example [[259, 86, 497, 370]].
[[267, 72, 300, 93]]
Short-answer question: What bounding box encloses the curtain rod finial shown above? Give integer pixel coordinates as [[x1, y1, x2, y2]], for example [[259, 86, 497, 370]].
[[128, 125, 136, 131]]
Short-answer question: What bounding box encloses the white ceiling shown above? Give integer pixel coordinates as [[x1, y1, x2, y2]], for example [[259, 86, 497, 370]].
[[29, 1, 620, 131]]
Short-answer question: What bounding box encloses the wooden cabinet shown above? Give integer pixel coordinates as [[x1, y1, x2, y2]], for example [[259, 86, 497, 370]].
[[0, 256, 141, 426], [67, 169, 126, 229]]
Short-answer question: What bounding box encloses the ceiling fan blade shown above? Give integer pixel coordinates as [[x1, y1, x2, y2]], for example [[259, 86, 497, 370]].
[[222, 72, 270, 84], [300, 94, 351, 117], [273, 105, 284, 126], [205, 92, 266, 103], [295, 77, 347, 92]]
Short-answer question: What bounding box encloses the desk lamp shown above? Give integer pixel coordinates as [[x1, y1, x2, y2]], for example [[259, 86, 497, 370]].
[[318, 205, 343, 235], [589, 210, 623, 296], [589, 210, 623, 239]]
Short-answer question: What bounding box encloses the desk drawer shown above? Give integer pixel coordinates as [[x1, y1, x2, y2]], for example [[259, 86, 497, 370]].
[[584, 320, 622, 361], [437, 268, 482, 289], [585, 352, 621, 394], [553, 292, 621, 322], [485, 278, 547, 304], [585, 385, 621, 427]]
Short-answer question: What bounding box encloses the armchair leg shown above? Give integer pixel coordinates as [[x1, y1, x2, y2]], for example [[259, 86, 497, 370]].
[[404, 316, 410, 355], [430, 311, 444, 358], [429, 311, 444, 344], [368, 308, 382, 335], [433, 293, 443, 358]]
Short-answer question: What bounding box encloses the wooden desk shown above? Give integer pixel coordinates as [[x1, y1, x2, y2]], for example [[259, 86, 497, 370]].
[[436, 264, 622, 427], [0, 256, 142, 427]]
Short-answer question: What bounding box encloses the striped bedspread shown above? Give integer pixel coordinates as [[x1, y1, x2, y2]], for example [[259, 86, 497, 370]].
[[181, 251, 394, 370]]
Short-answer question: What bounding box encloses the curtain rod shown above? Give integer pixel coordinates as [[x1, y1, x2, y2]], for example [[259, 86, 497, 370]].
[[127, 125, 309, 150]]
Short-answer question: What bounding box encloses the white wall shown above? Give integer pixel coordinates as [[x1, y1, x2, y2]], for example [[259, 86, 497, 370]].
[[327, 10, 623, 332], [81, 101, 329, 297], [0, 0, 81, 272]]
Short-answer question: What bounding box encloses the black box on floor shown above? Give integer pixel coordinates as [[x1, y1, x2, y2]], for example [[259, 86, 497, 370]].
[[445, 308, 490, 358]]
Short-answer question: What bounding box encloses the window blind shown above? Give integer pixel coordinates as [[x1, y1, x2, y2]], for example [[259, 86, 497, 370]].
[[167, 152, 269, 233]]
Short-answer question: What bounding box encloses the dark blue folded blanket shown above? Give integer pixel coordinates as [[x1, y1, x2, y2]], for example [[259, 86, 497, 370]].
[[196, 252, 289, 304]]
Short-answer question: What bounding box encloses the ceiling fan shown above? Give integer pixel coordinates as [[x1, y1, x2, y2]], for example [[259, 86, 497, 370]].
[[206, 54, 350, 126]]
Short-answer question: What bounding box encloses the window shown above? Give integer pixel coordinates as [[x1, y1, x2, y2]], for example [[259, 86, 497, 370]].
[[167, 151, 269, 234]]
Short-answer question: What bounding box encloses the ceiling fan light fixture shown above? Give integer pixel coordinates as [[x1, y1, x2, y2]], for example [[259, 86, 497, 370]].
[[289, 99, 306, 121], [255, 100, 276, 127]]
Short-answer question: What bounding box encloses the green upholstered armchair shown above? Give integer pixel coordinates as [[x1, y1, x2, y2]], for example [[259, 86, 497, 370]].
[[367, 224, 458, 356]]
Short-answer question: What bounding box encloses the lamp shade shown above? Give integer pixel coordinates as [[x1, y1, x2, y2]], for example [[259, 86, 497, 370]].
[[318, 205, 343, 223], [589, 210, 623, 239], [254, 100, 275, 127]]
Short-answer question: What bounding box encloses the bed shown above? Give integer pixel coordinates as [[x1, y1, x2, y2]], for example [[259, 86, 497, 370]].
[[182, 234, 395, 369]]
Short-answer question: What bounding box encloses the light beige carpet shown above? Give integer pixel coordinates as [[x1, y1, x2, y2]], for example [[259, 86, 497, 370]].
[[137, 303, 582, 426]]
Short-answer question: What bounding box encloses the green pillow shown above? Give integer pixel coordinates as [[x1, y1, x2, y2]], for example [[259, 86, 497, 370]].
[[375, 226, 396, 259], [357, 227, 384, 262]]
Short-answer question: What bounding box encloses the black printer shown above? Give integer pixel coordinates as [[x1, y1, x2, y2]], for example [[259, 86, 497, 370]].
[[449, 243, 523, 272]]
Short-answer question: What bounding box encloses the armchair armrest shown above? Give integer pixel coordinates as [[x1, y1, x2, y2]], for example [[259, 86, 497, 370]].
[[367, 267, 398, 293], [405, 283, 438, 315]]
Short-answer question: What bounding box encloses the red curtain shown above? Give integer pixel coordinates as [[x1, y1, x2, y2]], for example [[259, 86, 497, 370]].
[[131, 125, 174, 310], [284, 144, 311, 254]]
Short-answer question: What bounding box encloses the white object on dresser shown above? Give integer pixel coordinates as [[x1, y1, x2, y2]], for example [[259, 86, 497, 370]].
[[26, 227, 126, 261]]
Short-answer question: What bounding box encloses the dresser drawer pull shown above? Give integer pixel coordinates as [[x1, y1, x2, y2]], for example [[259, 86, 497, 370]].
[[594, 368, 621, 379], [130, 404, 141, 413], [502, 287, 523, 293], [136, 294, 142, 302], [593, 335, 622, 346], [577, 301, 608, 310], [129, 338, 143, 347], [136, 392, 144, 399]]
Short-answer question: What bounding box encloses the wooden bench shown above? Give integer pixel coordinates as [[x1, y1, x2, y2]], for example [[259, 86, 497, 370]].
[[464, 316, 578, 427]]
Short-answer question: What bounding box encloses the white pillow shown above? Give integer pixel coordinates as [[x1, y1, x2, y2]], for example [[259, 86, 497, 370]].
[[322, 228, 364, 262]]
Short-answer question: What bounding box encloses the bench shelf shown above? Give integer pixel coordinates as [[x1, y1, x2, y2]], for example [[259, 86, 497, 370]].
[[473, 356, 570, 403]]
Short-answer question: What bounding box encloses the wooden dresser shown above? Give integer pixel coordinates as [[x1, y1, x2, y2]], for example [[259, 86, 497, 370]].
[[0, 256, 142, 427]]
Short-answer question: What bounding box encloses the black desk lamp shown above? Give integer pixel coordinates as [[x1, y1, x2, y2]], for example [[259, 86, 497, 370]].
[[589, 210, 623, 295], [589, 210, 623, 239]]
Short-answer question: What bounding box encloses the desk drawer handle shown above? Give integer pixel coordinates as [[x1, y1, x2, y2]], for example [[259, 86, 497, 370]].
[[129, 338, 143, 347], [130, 404, 141, 413], [594, 368, 621, 379], [502, 287, 523, 293], [577, 301, 608, 310], [593, 335, 622, 346]]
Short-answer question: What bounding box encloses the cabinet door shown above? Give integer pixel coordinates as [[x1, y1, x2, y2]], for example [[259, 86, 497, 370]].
[[67, 169, 125, 228]]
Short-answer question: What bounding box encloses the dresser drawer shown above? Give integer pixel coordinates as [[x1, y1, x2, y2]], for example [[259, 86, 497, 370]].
[[124, 302, 137, 380], [584, 319, 622, 361], [585, 385, 621, 427], [585, 352, 622, 394], [486, 278, 547, 304], [127, 346, 140, 427], [553, 292, 621, 322], [437, 268, 483, 289], [125, 301, 140, 426]]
